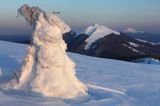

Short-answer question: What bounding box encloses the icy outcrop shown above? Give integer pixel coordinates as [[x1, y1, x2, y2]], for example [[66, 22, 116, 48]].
[[6, 5, 87, 98]]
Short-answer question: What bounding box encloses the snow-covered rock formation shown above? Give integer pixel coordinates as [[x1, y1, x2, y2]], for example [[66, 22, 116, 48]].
[[84, 24, 120, 50], [5, 5, 87, 98], [133, 58, 160, 65]]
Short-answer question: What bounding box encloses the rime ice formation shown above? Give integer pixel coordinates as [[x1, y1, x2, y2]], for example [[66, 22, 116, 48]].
[[6, 5, 87, 98]]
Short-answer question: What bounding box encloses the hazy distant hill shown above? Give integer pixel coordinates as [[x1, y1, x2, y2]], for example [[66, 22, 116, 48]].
[[124, 28, 160, 43], [0, 34, 31, 44]]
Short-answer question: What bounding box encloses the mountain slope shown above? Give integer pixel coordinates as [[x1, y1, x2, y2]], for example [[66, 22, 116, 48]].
[[85, 33, 160, 60], [84, 24, 120, 50], [124, 28, 160, 43], [74, 26, 160, 61]]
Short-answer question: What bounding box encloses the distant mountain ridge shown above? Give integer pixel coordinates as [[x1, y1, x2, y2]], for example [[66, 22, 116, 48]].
[[0, 34, 31, 44], [64, 25, 160, 61], [124, 28, 160, 43], [1, 25, 160, 61]]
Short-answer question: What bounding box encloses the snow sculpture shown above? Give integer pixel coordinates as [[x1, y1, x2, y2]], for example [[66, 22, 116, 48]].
[[6, 5, 87, 98]]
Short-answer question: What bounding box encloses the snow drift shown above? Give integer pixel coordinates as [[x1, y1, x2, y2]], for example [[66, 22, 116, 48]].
[[5, 4, 87, 98]]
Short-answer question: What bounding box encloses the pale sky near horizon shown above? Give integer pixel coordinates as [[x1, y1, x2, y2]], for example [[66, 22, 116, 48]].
[[0, 0, 160, 35]]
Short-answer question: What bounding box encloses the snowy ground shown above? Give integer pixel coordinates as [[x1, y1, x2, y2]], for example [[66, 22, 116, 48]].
[[0, 40, 160, 106]]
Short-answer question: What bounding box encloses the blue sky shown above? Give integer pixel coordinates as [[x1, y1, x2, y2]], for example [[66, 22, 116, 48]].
[[0, 0, 160, 35]]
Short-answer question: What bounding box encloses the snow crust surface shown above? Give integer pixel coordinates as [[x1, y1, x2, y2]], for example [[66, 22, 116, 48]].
[[0, 41, 160, 106]]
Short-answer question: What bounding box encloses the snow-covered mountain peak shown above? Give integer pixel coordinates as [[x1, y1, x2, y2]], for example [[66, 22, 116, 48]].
[[84, 24, 120, 50], [85, 24, 120, 36], [124, 28, 144, 33]]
